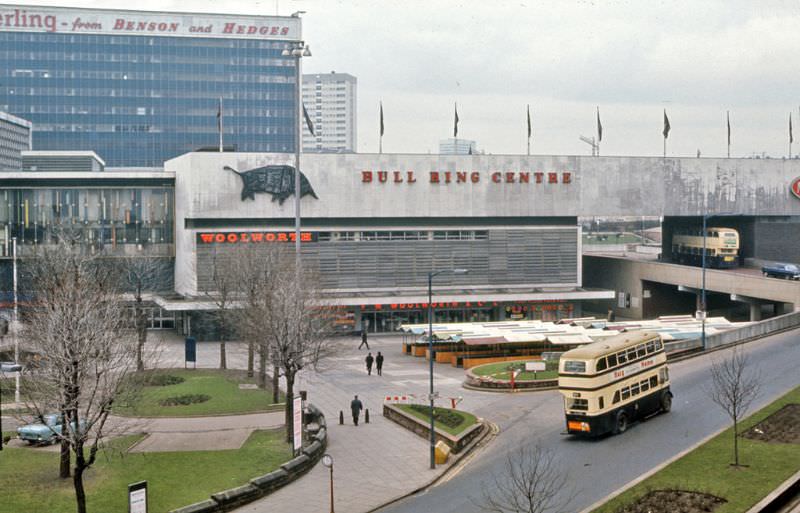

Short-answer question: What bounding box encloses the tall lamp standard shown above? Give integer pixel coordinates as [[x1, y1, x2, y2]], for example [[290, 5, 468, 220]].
[[281, 15, 311, 263], [701, 214, 707, 350], [427, 268, 468, 469]]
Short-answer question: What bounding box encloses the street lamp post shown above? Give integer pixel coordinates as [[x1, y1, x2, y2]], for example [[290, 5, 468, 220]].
[[701, 215, 707, 350], [281, 18, 311, 265], [427, 268, 468, 469], [321, 453, 334, 513]]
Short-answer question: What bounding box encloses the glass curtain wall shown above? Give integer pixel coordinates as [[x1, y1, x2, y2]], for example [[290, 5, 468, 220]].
[[0, 187, 173, 255]]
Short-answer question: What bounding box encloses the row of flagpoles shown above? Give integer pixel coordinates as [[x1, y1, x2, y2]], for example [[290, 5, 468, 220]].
[[377, 103, 800, 158], [216, 96, 799, 158]]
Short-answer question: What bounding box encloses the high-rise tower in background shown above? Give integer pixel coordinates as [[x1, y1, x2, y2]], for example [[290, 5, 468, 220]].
[[302, 72, 357, 153], [0, 4, 301, 167], [0, 111, 31, 170]]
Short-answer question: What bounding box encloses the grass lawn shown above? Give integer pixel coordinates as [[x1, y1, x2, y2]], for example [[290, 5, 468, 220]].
[[0, 429, 292, 513], [471, 360, 558, 381], [115, 369, 284, 417], [396, 404, 478, 436], [592, 385, 800, 513]]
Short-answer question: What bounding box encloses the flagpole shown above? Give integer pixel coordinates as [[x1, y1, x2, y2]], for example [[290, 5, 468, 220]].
[[727, 110, 730, 158], [379, 101, 383, 154], [526, 104, 531, 156], [218, 96, 223, 152]]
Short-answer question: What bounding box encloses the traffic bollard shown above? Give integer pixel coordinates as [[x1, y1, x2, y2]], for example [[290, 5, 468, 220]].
[[339, 410, 344, 425], [365, 409, 370, 424]]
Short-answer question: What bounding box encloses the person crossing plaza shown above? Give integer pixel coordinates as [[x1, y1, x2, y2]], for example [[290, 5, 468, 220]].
[[365, 352, 374, 375]]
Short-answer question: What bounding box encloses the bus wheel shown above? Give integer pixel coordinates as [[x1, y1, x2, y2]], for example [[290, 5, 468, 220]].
[[614, 411, 628, 434], [661, 393, 672, 413]]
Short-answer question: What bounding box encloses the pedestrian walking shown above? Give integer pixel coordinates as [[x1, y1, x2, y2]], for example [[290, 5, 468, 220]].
[[358, 328, 370, 350], [350, 395, 363, 426], [365, 352, 374, 375], [376, 351, 384, 376]]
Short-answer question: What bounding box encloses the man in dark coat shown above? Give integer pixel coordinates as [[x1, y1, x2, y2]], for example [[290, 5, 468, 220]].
[[376, 352, 384, 376], [358, 328, 370, 349], [350, 395, 363, 426], [365, 352, 374, 375]]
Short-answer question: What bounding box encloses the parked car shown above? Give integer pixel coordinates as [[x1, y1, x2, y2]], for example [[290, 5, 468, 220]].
[[761, 263, 800, 280], [17, 414, 86, 445]]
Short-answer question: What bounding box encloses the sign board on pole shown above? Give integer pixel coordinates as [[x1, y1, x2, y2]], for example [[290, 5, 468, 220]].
[[128, 481, 147, 513], [525, 362, 546, 372], [292, 395, 303, 452]]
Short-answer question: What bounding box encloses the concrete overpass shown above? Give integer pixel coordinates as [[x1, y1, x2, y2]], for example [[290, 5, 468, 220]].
[[583, 254, 800, 321]]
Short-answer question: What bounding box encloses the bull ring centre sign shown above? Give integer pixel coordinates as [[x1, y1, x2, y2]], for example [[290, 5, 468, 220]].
[[361, 170, 573, 185]]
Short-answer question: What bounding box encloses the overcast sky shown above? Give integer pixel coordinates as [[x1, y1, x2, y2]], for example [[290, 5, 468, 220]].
[[18, 0, 800, 157]]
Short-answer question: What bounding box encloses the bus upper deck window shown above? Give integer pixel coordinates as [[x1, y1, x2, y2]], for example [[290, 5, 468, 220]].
[[596, 358, 607, 371], [627, 348, 638, 360], [636, 344, 646, 358], [617, 351, 627, 364], [655, 340, 663, 351], [646, 341, 655, 353], [607, 354, 617, 367], [563, 361, 587, 373]]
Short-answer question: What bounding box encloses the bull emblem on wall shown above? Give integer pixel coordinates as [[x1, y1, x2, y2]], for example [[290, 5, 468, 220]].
[[224, 165, 319, 205]]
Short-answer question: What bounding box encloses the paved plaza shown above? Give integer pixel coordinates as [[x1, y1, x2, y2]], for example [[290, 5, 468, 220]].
[[152, 331, 504, 512]]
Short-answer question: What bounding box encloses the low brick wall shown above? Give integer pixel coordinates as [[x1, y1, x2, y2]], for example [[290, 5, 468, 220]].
[[169, 404, 327, 513], [383, 403, 484, 454]]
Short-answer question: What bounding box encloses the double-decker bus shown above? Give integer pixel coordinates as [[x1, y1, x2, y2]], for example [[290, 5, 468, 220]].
[[671, 227, 739, 268], [558, 331, 672, 436]]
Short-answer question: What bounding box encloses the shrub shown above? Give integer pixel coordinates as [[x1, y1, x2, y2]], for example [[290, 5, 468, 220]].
[[159, 394, 210, 407], [408, 404, 465, 429], [148, 374, 185, 387]]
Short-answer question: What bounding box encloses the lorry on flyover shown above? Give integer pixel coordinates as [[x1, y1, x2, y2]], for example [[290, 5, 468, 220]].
[[761, 262, 800, 280]]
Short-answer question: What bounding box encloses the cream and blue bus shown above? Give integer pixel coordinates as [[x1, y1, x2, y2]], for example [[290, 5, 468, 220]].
[[558, 331, 672, 436]]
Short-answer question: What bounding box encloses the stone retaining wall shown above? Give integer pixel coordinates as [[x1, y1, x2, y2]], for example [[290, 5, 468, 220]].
[[169, 404, 327, 513]]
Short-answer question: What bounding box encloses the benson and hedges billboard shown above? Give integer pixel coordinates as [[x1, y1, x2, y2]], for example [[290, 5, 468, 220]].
[[0, 4, 300, 39]]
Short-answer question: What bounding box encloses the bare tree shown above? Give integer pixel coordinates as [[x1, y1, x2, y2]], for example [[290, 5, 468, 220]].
[[257, 248, 338, 442], [477, 444, 575, 513], [229, 245, 280, 394], [122, 256, 162, 372], [709, 345, 761, 467], [205, 250, 240, 370], [20, 241, 141, 513]]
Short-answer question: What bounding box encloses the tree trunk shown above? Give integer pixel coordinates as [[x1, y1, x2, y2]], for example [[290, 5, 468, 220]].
[[733, 418, 739, 466], [218, 317, 227, 370], [73, 453, 87, 513], [247, 342, 254, 377], [59, 438, 71, 478], [284, 372, 295, 443], [272, 365, 280, 403], [136, 296, 146, 372], [257, 344, 267, 388]]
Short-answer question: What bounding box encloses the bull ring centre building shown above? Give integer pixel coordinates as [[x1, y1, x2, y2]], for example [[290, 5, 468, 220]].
[[3, 152, 800, 336]]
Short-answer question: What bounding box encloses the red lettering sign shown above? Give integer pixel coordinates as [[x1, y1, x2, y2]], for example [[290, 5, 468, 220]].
[[361, 170, 574, 187], [792, 176, 800, 199], [196, 232, 317, 244]]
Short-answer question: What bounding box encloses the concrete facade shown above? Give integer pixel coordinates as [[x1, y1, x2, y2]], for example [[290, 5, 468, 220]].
[[583, 255, 800, 320]]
